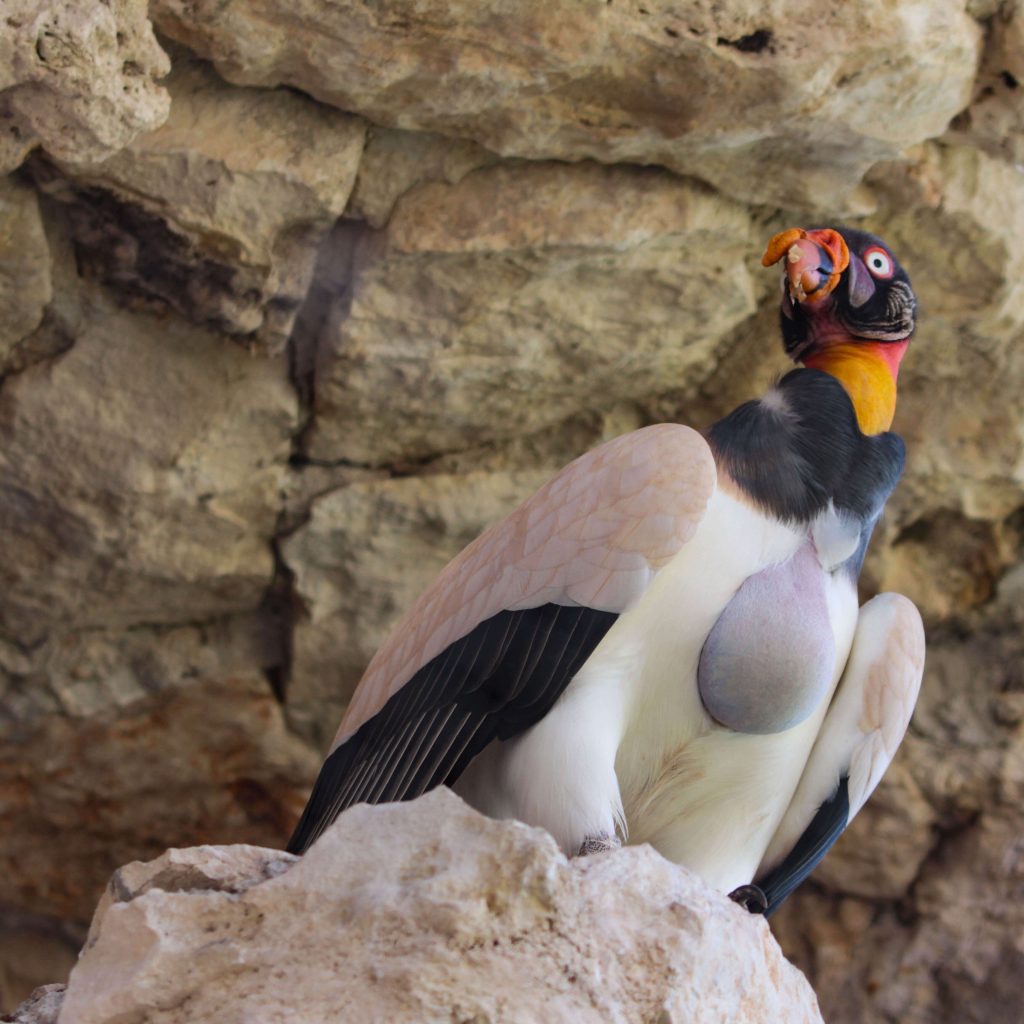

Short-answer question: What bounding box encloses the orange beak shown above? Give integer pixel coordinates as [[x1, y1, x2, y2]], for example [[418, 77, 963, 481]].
[[761, 228, 850, 305]]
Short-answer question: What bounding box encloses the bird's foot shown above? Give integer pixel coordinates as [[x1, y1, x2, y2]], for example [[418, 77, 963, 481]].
[[728, 883, 768, 915], [577, 831, 622, 856]]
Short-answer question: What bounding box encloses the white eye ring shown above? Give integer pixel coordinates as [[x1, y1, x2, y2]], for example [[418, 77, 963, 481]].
[[864, 247, 894, 279]]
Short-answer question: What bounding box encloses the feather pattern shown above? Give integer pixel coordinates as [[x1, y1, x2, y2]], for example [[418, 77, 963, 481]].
[[288, 604, 619, 852]]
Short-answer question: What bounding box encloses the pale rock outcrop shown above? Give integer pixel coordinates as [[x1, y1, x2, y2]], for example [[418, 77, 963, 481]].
[[151, 0, 979, 212], [4, 984, 63, 1024], [0, 288, 297, 644], [306, 160, 758, 465], [33, 56, 366, 351], [49, 790, 823, 1024], [0, 177, 51, 363], [0, 617, 318, 924], [0, 0, 170, 174]]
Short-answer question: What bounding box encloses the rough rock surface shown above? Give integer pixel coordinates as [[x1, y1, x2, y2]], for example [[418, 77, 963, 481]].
[[3, 984, 64, 1024], [48, 790, 822, 1024], [306, 161, 758, 464], [151, 0, 979, 211], [0, 177, 51, 363], [32, 55, 365, 350], [0, 286, 296, 642], [2, 3, 1023, 1023], [0, 617, 319, 924], [0, 0, 170, 174]]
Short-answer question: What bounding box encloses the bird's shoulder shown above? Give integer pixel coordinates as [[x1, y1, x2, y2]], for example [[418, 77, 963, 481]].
[[708, 368, 906, 523]]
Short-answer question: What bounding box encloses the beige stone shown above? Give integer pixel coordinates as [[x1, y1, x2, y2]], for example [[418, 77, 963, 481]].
[[5, 984, 64, 1024], [0, 176, 51, 362], [152, 0, 978, 211], [349, 126, 498, 228], [56, 789, 823, 1024], [0, 0, 170, 174], [946, 2, 1024, 166], [0, 291, 297, 644], [0, 618, 318, 924], [36, 57, 365, 351], [307, 161, 757, 465]]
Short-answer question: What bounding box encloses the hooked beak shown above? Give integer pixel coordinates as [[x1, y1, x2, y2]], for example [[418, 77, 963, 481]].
[[762, 228, 850, 306]]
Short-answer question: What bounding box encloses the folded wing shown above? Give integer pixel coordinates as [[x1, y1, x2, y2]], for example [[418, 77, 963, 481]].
[[753, 592, 926, 914], [288, 424, 717, 853]]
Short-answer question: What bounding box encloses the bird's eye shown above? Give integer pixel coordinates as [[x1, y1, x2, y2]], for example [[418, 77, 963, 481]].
[[863, 246, 894, 279]]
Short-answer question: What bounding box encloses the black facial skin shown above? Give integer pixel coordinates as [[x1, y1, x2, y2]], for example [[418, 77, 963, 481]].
[[779, 227, 918, 361]]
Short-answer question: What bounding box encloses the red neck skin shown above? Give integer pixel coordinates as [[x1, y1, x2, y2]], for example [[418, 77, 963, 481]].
[[803, 339, 910, 381]]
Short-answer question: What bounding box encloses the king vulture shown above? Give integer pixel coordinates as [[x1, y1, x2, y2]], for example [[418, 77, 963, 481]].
[[288, 225, 925, 916]]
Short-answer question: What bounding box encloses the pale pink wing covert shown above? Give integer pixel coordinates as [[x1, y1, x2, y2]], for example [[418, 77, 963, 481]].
[[335, 423, 716, 748]]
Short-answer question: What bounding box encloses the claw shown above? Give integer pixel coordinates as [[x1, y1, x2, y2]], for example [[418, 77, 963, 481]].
[[728, 883, 769, 914], [577, 832, 622, 856]]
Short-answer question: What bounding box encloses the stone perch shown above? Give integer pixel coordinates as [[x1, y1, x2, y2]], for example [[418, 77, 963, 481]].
[[11, 789, 822, 1024]]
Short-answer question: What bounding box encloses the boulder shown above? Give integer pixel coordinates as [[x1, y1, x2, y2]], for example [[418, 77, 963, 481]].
[[51, 789, 823, 1024], [0, 0, 169, 174]]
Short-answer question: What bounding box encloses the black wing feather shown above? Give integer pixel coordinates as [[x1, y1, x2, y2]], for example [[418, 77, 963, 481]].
[[287, 603, 618, 854], [755, 776, 851, 917]]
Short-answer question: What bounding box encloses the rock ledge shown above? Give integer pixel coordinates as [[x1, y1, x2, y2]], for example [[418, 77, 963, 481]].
[[19, 789, 822, 1024]]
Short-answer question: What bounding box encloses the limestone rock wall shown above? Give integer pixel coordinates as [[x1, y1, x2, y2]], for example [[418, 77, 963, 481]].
[[1, 2, 1023, 1021]]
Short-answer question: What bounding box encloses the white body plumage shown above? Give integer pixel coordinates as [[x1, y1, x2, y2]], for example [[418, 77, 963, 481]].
[[455, 488, 862, 892]]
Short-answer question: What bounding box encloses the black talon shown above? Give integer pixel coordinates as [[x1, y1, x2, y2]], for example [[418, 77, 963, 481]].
[[729, 883, 769, 914], [577, 832, 621, 856]]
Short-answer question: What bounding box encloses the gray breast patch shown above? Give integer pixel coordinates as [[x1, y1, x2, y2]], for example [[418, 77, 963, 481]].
[[697, 543, 838, 734]]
